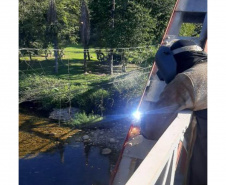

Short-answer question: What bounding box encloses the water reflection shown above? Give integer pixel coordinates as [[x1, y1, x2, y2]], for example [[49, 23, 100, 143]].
[[19, 113, 79, 159], [20, 142, 111, 185], [84, 143, 92, 165], [19, 112, 113, 185]]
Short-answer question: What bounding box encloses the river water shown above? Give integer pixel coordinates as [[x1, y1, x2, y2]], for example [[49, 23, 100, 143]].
[[19, 107, 128, 185], [20, 140, 111, 185]]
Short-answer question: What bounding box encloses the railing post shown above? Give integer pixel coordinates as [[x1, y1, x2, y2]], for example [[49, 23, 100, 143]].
[[170, 148, 178, 185]]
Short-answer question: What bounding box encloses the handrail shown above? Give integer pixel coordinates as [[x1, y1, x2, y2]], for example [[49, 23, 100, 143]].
[[126, 110, 192, 185]]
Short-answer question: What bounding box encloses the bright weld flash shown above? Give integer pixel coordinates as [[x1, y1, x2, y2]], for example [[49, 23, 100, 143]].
[[133, 111, 141, 120]]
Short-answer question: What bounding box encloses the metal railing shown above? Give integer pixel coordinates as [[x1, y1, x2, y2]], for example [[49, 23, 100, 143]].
[[126, 110, 192, 185]]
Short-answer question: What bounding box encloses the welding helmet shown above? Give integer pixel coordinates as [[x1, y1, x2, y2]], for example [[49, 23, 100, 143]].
[[155, 40, 203, 84]]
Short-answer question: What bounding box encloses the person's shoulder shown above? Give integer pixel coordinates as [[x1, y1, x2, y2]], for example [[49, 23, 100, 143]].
[[174, 72, 192, 82], [182, 62, 207, 77], [194, 62, 207, 68], [168, 73, 194, 92], [172, 71, 194, 89]]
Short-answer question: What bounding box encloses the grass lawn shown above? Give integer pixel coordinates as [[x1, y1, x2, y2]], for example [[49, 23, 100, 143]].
[[19, 44, 154, 121], [19, 44, 151, 86]]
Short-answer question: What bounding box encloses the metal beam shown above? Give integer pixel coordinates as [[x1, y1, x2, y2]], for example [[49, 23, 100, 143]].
[[126, 111, 192, 185]]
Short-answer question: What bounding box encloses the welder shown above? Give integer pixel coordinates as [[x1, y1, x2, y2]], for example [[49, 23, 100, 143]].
[[141, 39, 207, 185]]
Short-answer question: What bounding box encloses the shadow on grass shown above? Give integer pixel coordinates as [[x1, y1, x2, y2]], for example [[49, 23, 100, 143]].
[[19, 58, 111, 77]]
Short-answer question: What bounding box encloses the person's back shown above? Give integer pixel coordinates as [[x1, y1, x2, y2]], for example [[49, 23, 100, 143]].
[[141, 62, 207, 140], [140, 39, 207, 184], [183, 62, 207, 110], [174, 62, 207, 185]]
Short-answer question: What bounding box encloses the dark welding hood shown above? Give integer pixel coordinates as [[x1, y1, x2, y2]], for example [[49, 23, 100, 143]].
[[155, 40, 203, 84], [155, 45, 177, 84]]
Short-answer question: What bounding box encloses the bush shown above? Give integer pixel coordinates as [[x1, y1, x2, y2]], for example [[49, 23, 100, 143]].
[[19, 74, 88, 110], [65, 112, 103, 126], [19, 67, 149, 116], [76, 88, 110, 115], [107, 70, 148, 113]]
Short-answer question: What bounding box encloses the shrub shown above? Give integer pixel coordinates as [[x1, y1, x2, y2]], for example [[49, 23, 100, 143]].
[[19, 65, 150, 116], [76, 88, 110, 115], [19, 74, 88, 110], [65, 112, 103, 126], [107, 70, 148, 113]]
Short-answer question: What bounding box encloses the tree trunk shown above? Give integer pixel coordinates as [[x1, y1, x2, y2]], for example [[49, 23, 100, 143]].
[[96, 50, 100, 60], [54, 40, 58, 73], [29, 53, 32, 62], [87, 50, 91, 61], [84, 46, 87, 73], [45, 50, 48, 60], [111, 0, 115, 29], [122, 51, 126, 72], [122, 64, 127, 72], [109, 0, 115, 75], [109, 50, 113, 75]]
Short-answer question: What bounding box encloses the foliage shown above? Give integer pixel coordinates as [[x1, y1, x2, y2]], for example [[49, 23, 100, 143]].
[[19, 64, 149, 114], [19, 0, 176, 48], [19, 0, 80, 49], [74, 69, 149, 114], [89, 0, 176, 47], [179, 23, 202, 37], [109, 70, 149, 111], [65, 112, 103, 126], [19, 74, 84, 109], [19, 71, 147, 114], [141, 0, 176, 43], [19, 43, 156, 114], [75, 88, 110, 115], [45, 0, 81, 48], [89, 0, 155, 47], [19, 0, 48, 48], [19, 0, 177, 128]]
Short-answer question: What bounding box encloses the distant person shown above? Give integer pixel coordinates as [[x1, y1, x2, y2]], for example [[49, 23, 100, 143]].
[[141, 39, 207, 185]]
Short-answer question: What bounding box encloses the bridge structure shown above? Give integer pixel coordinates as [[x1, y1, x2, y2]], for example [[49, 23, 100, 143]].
[[111, 0, 207, 184]]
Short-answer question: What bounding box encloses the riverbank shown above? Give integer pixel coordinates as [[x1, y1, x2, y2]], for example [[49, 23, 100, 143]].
[[19, 104, 130, 158]]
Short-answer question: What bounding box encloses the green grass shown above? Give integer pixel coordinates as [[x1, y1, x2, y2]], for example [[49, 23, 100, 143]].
[[19, 44, 154, 87], [20, 44, 99, 61], [19, 44, 156, 125], [64, 112, 103, 126], [63, 44, 99, 61]]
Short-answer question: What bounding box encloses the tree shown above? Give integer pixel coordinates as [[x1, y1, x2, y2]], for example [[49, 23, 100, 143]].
[[109, 0, 115, 75], [89, 0, 176, 46], [19, 0, 81, 51], [52, 0, 80, 47], [89, 0, 156, 74], [80, 0, 90, 73], [179, 23, 202, 37], [19, 0, 48, 60], [47, 0, 59, 73], [142, 0, 176, 43]]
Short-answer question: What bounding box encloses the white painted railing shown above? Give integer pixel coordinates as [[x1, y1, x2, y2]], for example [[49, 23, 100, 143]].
[[126, 110, 192, 185]]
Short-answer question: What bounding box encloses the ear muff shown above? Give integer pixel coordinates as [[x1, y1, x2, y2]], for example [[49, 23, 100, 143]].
[[155, 46, 177, 84]]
